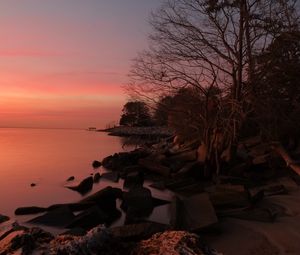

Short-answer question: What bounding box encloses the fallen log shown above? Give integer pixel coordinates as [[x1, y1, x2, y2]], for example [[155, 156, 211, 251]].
[[272, 143, 300, 176]]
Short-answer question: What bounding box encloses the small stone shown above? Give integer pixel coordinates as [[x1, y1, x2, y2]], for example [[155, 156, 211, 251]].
[[0, 214, 9, 224], [92, 160, 102, 169], [66, 176, 75, 182], [93, 173, 101, 183]]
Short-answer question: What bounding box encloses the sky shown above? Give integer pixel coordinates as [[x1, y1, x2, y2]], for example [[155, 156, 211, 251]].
[[0, 0, 162, 128]]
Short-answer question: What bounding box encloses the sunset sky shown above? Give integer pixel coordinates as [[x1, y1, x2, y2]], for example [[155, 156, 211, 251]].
[[0, 0, 161, 128]]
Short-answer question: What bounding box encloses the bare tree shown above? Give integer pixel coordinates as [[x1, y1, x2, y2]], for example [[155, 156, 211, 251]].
[[127, 0, 299, 178]]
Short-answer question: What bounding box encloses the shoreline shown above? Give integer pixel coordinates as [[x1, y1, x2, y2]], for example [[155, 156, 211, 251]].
[[98, 126, 173, 138]]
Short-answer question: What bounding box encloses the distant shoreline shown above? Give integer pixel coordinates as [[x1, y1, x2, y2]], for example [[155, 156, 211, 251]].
[[99, 126, 173, 137]]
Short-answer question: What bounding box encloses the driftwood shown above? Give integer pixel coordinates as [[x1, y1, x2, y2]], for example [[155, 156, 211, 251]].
[[272, 143, 300, 176]]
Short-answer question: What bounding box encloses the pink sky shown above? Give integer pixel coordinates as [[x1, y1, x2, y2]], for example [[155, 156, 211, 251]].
[[0, 0, 161, 128]]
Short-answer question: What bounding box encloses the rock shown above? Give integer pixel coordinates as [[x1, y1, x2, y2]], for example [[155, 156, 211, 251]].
[[123, 171, 144, 189], [165, 177, 198, 192], [93, 172, 101, 183], [60, 228, 87, 236], [102, 149, 149, 173], [66, 176, 93, 195], [122, 165, 145, 176], [67, 206, 121, 230], [101, 172, 119, 182], [209, 185, 250, 210], [15, 206, 47, 215], [247, 184, 288, 200], [47, 202, 95, 212], [0, 226, 53, 255], [0, 215, 9, 224], [122, 187, 154, 224], [92, 160, 102, 169], [30, 183, 36, 187], [168, 149, 197, 162], [222, 203, 283, 222], [139, 157, 170, 177], [149, 181, 166, 190], [172, 161, 199, 175], [171, 193, 218, 232], [132, 231, 218, 255], [110, 222, 170, 241], [36, 226, 131, 255], [28, 206, 75, 227], [80, 186, 123, 212], [66, 176, 75, 182], [197, 143, 207, 163]]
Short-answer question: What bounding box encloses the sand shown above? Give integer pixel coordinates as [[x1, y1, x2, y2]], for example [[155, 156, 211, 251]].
[[207, 185, 300, 255]]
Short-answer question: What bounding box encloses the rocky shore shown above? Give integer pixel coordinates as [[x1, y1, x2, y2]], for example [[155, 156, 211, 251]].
[[2, 134, 300, 254]]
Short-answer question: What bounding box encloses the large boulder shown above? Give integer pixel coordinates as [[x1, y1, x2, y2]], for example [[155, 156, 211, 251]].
[[67, 206, 121, 230], [102, 149, 149, 173], [123, 171, 144, 189], [122, 187, 154, 224], [80, 186, 123, 213], [36, 226, 132, 255], [132, 231, 217, 255], [171, 193, 218, 232], [28, 206, 75, 227]]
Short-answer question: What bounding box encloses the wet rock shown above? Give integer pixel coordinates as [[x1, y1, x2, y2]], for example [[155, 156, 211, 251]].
[[66, 176, 93, 195], [92, 160, 102, 169], [66, 176, 75, 182], [132, 231, 218, 255], [122, 187, 154, 224], [101, 171, 119, 182], [93, 172, 101, 183], [171, 193, 218, 232], [123, 171, 144, 189], [67, 206, 120, 230], [28, 206, 75, 227], [0, 215, 9, 224], [80, 186, 123, 213], [102, 149, 149, 173], [67, 206, 109, 230], [15, 206, 47, 215], [47, 202, 94, 212]]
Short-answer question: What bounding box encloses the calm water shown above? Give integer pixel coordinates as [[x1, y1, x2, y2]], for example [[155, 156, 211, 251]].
[[0, 128, 129, 218], [0, 128, 171, 231]]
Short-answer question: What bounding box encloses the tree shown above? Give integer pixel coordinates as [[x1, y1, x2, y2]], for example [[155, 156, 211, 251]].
[[127, 0, 299, 177], [253, 31, 300, 142], [119, 101, 153, 127], [153, 96, 173, 126]]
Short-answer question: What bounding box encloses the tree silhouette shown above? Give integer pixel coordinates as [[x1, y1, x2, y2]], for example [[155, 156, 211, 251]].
[[120, 101, 153, 127]]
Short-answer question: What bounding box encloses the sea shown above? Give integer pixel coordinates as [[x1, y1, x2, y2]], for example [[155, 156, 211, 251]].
[[0, 128, 171, 233]]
